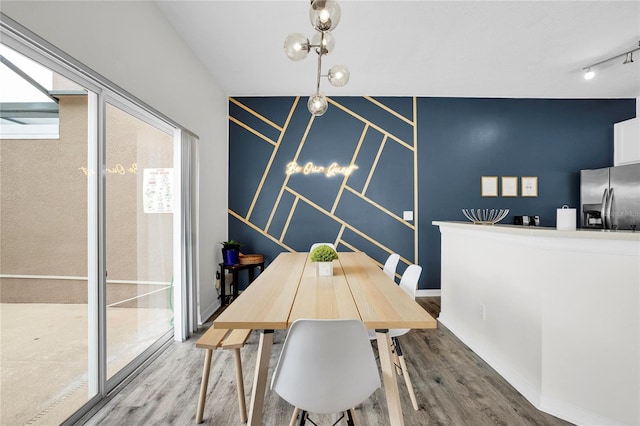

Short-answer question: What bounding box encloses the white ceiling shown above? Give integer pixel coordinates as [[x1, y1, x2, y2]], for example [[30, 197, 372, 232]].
[[156, 1, 640, 99]]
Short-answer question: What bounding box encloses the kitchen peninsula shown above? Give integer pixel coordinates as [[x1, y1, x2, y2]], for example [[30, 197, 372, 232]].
[[433, 221, 639, 426]]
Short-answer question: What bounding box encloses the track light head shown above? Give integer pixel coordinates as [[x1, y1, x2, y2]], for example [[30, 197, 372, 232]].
[[584, 68, 595, 80], [623, 51, 634, 64]]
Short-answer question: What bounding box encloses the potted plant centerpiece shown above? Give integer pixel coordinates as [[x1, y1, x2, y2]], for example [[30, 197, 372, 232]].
[[310, 244, 339, 276], [221, 240, 243, 265]]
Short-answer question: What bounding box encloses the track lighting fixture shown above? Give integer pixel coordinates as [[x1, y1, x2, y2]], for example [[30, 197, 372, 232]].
[[284, 0, 350, 116], [583, 40, 640, 80]]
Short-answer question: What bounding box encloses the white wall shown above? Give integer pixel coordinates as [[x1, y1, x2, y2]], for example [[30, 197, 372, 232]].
[[1, 1, 227, 324]]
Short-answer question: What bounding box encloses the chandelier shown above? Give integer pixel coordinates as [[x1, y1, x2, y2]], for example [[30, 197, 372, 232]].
[[283, 0, 350, 116]]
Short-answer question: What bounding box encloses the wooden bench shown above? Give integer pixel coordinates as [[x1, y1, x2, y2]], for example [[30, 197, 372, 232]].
[[195, 328, 252, 423]]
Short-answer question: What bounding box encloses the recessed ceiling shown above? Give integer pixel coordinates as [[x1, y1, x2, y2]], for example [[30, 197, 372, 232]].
[[156, 1, 640, 99]]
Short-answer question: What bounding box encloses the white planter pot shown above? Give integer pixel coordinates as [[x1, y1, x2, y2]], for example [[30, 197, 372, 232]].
[[316, 261, 333, 277]]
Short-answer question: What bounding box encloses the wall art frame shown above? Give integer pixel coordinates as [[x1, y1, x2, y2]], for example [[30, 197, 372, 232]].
[[481, 176, 498, 197], [521, 176, 538, 197], [501, 176, 518, 197]]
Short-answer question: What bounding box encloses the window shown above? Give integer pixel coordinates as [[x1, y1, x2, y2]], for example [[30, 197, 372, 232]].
[[0, 44, 62, 139]]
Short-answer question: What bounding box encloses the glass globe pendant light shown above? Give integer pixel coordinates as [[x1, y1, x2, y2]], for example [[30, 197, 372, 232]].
[[309, 0, 341, 32], [308, 92, 328, 116], [283, 0, 349, 116], [328, 64, 350, 87], [284, 33, 310, 61], [311, 31, 335, 55]]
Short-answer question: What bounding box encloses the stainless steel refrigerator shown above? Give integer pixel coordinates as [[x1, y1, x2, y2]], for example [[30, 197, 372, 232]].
[[580, 163, 640, 230]]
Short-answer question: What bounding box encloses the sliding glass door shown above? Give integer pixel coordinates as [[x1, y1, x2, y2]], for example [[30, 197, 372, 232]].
[[0, 25, 195, 424], [0, 43, 96, 425], [104, 101, 175, 379]]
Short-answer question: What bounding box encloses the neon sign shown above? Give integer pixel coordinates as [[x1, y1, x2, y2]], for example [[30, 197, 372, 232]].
[[285, 161, 359, 177], [78, 163, 137, 176]]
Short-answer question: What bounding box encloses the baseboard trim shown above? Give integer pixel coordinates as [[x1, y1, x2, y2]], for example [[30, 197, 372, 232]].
[[416, 289, 441, 297], [199, 300, 219, 325]]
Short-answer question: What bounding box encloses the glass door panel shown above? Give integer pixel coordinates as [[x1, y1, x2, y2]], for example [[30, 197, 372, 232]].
[[104, 102, 173, 379], [0, 43, 94, 424]]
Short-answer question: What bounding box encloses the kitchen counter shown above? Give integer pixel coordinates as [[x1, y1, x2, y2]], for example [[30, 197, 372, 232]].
[[433, 221, 639, 426], [433, 220, 640, 241]]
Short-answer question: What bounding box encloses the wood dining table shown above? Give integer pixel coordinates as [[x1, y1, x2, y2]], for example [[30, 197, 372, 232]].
[[213, 251, 438, 426]]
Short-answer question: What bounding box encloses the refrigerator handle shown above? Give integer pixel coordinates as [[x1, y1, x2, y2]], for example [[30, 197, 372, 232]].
[[606, 188, 615, 230], [601, 188, 609, 229]]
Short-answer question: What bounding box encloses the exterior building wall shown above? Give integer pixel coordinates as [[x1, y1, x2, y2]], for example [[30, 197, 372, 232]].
[[0, 95, 173, 306]]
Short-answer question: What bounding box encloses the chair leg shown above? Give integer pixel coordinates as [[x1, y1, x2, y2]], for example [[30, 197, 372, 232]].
[[196, 349, 213, 423], [232, 348, 248, 422], [391, 337, 401, 375], [297, 409, 307, 426], [398, 354, 419, 410], [393, 347, 402, 375], [347, 408, 359, 426], [393, 337, 419, 410], [289, 407, 300, 426]]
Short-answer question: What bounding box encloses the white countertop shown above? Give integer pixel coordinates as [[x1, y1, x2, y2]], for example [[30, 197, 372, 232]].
[[432, 220, 640, 241]]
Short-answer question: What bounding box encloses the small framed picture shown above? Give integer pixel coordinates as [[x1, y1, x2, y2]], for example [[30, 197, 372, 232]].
[[501, 176, 518, 197], [521, 176, 538, 197], [481, 176, 498, 197]]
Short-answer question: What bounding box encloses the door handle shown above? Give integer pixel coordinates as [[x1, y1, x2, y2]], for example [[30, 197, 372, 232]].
[[606, 188, 615, 230], [601, 189, 608, 229]]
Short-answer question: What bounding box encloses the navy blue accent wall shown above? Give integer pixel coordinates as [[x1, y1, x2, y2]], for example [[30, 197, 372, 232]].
[[229, 96, 419, 291], [418, 97, 635, 289], [229, 96, 636, 290]]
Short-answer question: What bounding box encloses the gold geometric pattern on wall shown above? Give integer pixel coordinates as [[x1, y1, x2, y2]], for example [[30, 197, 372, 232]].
[[228, 95, 418, 270]]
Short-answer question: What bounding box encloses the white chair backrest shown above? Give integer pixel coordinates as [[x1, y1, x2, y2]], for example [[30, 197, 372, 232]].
[[271, 319, 380, 414], [309, 242, 336, 252], [382, 253, 400, 280], [399, 264, 422, 300]]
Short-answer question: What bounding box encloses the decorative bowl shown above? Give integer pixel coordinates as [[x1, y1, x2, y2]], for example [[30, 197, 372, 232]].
[[462, 208, 509, 225]]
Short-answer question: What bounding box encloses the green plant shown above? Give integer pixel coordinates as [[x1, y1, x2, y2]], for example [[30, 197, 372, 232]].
[[220, 240, 243, 250], [310, 244, 338, 262]]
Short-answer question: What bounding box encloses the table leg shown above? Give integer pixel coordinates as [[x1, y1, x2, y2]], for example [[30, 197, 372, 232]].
[[248, 329, 274, 426], [376, 330, 404, 426], [232, 271, 239, 301], [220, 268, 227, 305]]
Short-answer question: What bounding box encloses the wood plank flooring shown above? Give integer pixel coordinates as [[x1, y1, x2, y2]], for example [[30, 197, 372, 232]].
[[82, 298, 573, 425]]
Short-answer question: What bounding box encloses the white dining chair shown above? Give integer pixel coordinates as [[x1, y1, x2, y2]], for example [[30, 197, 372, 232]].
[[309, 242, 336, 252], [382, 253, 400, 280], [369, 264, 422, 410], [271, 319, 381, 426]]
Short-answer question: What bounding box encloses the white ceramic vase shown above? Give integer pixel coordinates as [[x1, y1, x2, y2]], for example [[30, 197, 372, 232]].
[[316, 261, 333, 277]]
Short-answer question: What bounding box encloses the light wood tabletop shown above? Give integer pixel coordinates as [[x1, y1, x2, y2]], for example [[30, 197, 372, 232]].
[[288, 254, 360, 323], [339, 252, 437, 330], [213, 252, 307, 330], [213, 251, 437, 426]]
